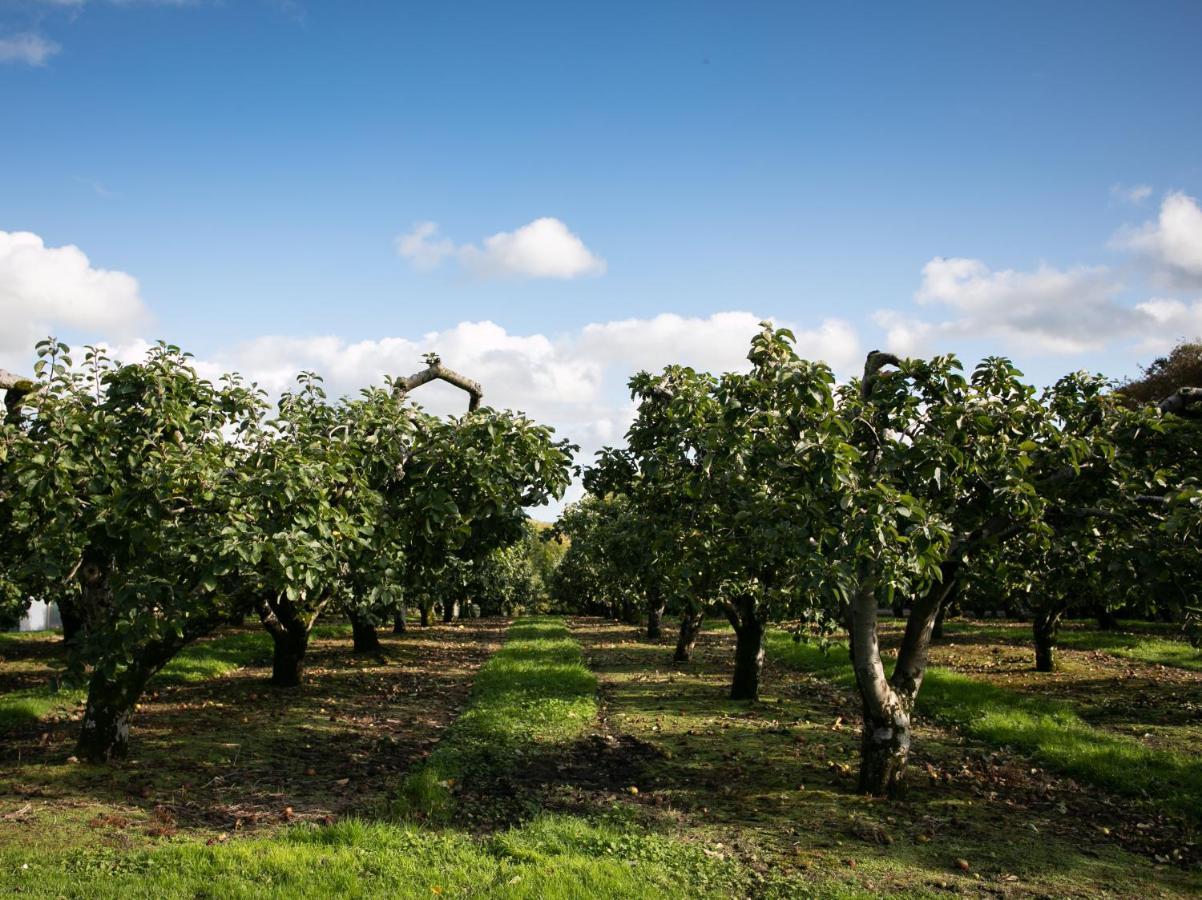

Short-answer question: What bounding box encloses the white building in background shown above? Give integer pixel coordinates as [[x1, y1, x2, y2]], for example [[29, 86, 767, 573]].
[[16, 601, 61, 632]]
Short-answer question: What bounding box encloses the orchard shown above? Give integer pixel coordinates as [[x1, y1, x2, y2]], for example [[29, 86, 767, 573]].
[[2, 333, 1200, 897]]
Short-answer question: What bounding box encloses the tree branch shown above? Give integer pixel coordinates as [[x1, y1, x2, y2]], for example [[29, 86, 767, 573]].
[[860, 350, 903, 401], [393, 358, 483, 412], [1158, 386, 1202, 419]]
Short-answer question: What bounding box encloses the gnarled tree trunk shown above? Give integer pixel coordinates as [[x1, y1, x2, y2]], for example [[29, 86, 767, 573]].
[[77, 654, 167, 762], [75, 620, 218, 763], [726, 596, 765, 701], [258, 597, 317, 687], [854, 559, 957, 797], [674, 609, 704, 662]]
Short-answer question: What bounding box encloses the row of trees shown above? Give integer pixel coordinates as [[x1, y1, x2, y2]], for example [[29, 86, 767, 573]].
[[555, 326, 1201, 796], [0, 341, 573, 762]]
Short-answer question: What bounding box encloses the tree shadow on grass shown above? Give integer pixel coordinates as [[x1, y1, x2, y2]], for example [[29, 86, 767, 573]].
[[0, 619, 506, 847], [566, 617, 1202, 895]]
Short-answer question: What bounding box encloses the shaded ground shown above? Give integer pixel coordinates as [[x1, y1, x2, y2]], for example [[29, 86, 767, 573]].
[[0, 620, 503, 851], [569, 617, 1202, 898], [882, 618, 1202, 759]]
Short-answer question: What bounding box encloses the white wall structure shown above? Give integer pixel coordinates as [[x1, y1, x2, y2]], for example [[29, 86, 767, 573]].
[[16, 601, 61, 632]]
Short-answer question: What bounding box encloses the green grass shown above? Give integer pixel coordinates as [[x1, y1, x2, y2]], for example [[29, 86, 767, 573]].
[[1, 617, 750, 899], [938, 620, 1202, 671], [768, 631, 1202, 817], [1, 813, 746, 900], [392, 616, 600, 820], [0, 629, 274, 732]]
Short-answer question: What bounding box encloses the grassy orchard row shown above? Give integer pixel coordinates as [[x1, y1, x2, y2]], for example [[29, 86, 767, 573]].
[[1, 618, 749, 899], [0, 341, 573, 763], [555, 325, 1202, 798]]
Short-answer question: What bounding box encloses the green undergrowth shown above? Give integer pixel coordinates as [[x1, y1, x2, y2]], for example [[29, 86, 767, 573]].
[[392, 615, 598, 820], [1, 616, 750, 898], [938, 621, 1202, 671], [0, 628, 286, 732], [767, 631, 1202, 817], [1, 812, 748, 900]]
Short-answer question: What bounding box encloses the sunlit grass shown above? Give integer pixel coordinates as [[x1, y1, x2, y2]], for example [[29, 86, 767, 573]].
[[937, 620, 1202, 671], [0, 628, 279, 732], [767, 631, 1202, 817], [392, 616, 598, 820], [0, 813, 742, 900]]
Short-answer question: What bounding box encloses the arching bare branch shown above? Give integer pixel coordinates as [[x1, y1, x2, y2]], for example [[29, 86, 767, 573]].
[[392, 354, 483, 412]]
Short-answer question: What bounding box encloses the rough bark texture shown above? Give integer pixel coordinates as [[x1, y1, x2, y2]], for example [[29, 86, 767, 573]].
[[350, 613, 381, 653], [852, 559, 958, 797], [77, 661, 160, 762], [726, 596, 765, 701], [75, 624, 215, 762], [673, 610, 704, 661], [646, 596, 666, 640], [931, 602, 947, 640]]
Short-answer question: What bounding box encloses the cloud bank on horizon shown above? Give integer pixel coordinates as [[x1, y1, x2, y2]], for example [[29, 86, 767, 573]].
[[3, 191, 1202, 510]]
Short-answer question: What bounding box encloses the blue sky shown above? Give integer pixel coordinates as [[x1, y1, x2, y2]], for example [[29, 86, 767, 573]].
[[3, 1, 1202, 505]]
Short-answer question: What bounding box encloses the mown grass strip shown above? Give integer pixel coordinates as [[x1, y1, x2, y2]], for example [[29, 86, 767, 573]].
[[392, 615, 598, 820], [767, 631, 1202, 817]]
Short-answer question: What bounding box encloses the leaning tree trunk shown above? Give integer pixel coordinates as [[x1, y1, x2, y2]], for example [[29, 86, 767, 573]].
[[674, 609, 705, 662], [1033, 608, 1062, 672], [75, 627, 209, 763], [350, 612, 381, 653], [646, 595, 666, 640], [393, 610, 407, 634], [931, 602, 948, 640], [854, 559, 958, 797], [726, 596, 765, 701], [77, 657, 162, 762]]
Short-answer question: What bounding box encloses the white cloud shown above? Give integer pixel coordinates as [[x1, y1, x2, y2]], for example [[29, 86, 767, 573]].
[[0, 231, 147, 369], [1110, 183, 1153, 206], [394, 221, 455, 271], [1131, 298, 1202, 350], [876, 254, 1202, 358], [461, 218, 606, 279], [0, 34, 60, 66], [1113, 191, 1202, 288], [577, 311, 859, 377], [396, 217, 606, 280], [896, 256, 1134, 354]]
